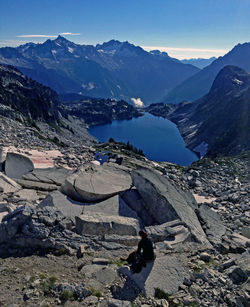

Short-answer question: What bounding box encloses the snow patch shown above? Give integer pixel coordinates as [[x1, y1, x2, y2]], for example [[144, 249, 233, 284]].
[[131, 97, 144, 108], [51, 50, 57, 55], [82, 82, 95, 90], [233, 78, 243, 85], [68, 47, 74, 53]]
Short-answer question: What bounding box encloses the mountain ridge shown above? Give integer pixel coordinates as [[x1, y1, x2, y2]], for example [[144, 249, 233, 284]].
[[0, 36, 199, 105]]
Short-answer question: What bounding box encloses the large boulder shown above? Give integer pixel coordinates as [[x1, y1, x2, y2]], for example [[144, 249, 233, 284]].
[[118, 255, 186, 297], [5, 152, 34, 179], [0, 172, 20, 193], [75, 213, 140, 236], [131, 168, 210, 245], [61, 164, 132, 202], [196, 204, 226, 245]]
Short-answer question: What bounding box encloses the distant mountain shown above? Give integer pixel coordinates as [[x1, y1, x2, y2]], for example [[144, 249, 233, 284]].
[[164, 42, 250, 103], [0, 36, 199, 105], [147, 65, 250, 157], [0, 64, 60, 122], [181, 57, 216, 69]]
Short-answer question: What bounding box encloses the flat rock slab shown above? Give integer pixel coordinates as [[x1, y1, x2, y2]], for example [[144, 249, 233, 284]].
[[118, 255, 186, 297], [132, 168, 210, 246], [39, 190, 84, 217], [16, 179, 58, 192], [5, 152, 34, 179], [22, 168, 71, 186], [0, 172, 20, 193], [75, 213, 140, 236], [61, 164, 132, 202], [82, 195, 141, 222], [14, 189, 39, 201]]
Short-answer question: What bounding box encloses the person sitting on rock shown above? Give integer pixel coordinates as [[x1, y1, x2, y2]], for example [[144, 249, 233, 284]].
[[121, 230, 155, 273], [137, 230, 155, 262]]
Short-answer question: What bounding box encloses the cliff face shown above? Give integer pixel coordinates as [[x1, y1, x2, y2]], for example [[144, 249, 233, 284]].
[[0, 64, 61, 122], [147, 66, 250, 157]]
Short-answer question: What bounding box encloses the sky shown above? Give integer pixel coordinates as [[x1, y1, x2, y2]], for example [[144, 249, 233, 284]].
[[0, 0, 250, 59]]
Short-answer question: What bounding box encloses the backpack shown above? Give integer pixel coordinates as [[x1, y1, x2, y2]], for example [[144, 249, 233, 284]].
[[131, 255, 146, 274]]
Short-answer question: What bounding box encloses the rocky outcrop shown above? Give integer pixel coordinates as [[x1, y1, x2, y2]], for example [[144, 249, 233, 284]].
[[5, 152, 34, 179], [131, 167, 210, 246]]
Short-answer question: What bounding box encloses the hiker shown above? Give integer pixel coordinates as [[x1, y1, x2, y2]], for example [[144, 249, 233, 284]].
[[121, 230, 155, 273]]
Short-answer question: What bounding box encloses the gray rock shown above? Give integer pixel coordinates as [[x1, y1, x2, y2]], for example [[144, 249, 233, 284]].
[[226, 266, 248, 284], [241, 226, 250, 239], [197, 204, 226, 245], [118, 255, 186, 297], [131, 168, 209, 245], [39, 190, 84, 217], [22, 167, 71, 185], [14, 189, 38, 201], [16, 179, 58, 191], [75, 214, 140, 236], [103, 234, 140, 247], [0, 172, 20, 193], [82, 194, 142, 223], [108, 298, 131, 307], [92, 258, 109, 265], [61, 164, 132, 202], [5, 152, 34, 179]]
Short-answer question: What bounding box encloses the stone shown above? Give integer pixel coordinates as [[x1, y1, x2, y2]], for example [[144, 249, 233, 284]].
[[61, 164, 132, 202], [75, 214, 140, 236], [5, 152, 34, 179], [118, 255, 186, 297], [77, 245, 85, 258], [82, 194, 142, 223], [200, 252, 212, 263], [0, 172, 20, 193], [39, 190, 84, 217], [226, 266, 248, 284], [229, 232, 250, 248], [241, 226, 250, 239], [22, 167, 71, 186], [197, 204, 226, 245], [108, 298, 131, 307], [103, 234, 140, 247], [131, 168, 209, 245], [14, 189, 38, 201], [92, 258, 109, 265], [16, 179, 58, 191]]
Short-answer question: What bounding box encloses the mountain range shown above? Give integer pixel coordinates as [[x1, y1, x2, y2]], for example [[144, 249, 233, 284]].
[[147, 65, 250, 156], [0, 36, 199, 105], [164, 42, 250, 103], [181, 57, 216, 69]]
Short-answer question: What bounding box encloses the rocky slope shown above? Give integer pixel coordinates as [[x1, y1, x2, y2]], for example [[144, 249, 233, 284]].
[[147, 65, 250, 157], [0, 36, 199, 104], [0, 64, 61, 123], [164, 42, 250, 103]]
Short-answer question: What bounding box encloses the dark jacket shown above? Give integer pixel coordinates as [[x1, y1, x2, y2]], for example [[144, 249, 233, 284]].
[[137, 237, 155, 261]]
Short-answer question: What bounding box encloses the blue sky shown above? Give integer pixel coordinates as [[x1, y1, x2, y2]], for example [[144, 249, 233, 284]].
[[0, 0, 249, 59]]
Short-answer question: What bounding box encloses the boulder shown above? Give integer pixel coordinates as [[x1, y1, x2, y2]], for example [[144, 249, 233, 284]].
[[0, 172, 20, 193], [75, 214, 140, 236], [241, 226, 250, 239], [82, 194, 142, 223], [22, 167, 71, 186], [131, 168, 209, 245], [108, 298, 131, 307], [39, 190, 84, 217], [196, 204, 226, 245], [5, 152, 34, 179], [61, 164, 132, 202], [14, 189, 38, 201], [145, 220, 191, 246], [118, 255, 186, 297]]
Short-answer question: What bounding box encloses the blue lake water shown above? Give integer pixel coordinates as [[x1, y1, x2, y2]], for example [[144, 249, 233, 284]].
[[89, 113, 198, 166]]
